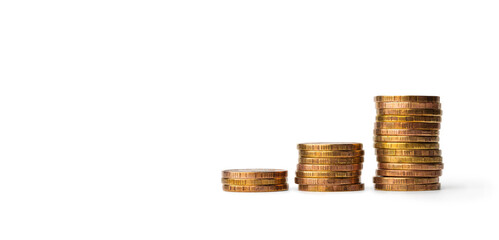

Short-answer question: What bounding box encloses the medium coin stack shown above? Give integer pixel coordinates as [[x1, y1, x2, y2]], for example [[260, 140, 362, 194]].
[[295, 143, 365, 192], [222, 169, 288, 192], [374, 96, 443, 191]]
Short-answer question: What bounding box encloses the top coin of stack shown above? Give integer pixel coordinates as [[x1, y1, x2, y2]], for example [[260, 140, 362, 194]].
[[222, 169, 288, 192], [295, 142, 365, 192], [373, 96, 443, 191]]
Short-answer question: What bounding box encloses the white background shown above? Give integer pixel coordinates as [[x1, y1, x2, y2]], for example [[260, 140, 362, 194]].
[[1, 1, 498, 239]]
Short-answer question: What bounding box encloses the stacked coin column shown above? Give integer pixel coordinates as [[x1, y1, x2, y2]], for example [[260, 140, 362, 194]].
[[295, 143, 364, 192], [373, 96, 443, 191], [222, 169, 288, 192]]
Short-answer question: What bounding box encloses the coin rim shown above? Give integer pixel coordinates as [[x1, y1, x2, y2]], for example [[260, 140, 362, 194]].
[[374, 96, 440, 102], [376, 169, 443, 177], [374, 183, 441, 191], [295, 170, 362, 178], [297, 163, 363, 171], [222, 184, 289, 192], [377, 162, 444, 170], [297, 142, 363, 151], [298, 183, 365, 192]]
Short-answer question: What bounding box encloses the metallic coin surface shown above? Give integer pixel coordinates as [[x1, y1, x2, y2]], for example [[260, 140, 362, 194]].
[[223, 184, 289, 192], [374, 129, 439, 136], [374, 136, 439, 143], [374, 142, 440, 149], [222, 169, 287, 179], [298, 184, 364, 192], [376, 115, 441, 123], [373, 177, 440, 185], [299, 157, 364, 165], [375, 183, 441, 191], [377, 156, 443, 163], [378, 162, 444, 170], [376, 169, 442, 177], [295, 177, 360, 185], [377, 108, 442, 116], [375, 122, 440, 130], [376, 149, 442, 156], [299, 150, 365, 158], [375, 96, 440, 102], [297, 163, 363, 171], [297, 142, 363, 151], [376, 102, 441, 109], [222, 178, 287, 186], [296, 171, 361, 178]]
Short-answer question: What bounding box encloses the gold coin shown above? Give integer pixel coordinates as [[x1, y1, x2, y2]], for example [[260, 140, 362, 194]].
[[376, 115, 441, 123], [296, 171, 361, 178], [377, 108, 442, 116], [299, 157, 364, 165], [222, 178, 287, 186], [373, 177, 439, 185], [375, 122, 440, 130], [374, 129, 439, 136], [299, 150, 365, 158], [376, 149, 441, 156], [297, 142, 363, 151], [223, 184, 289, 192], [375, 183, 440, 191], [378, 163, 444, 170], [375, 96, 440, 102], [295, 177, 360, 185], [374, 142, 440, 149], [297, 164, 363, 171], [377, 156, 443, 163], [222, 169, 287, 179], [376, 169, 442, 177], [374, 136, 439, 142], [376, 102, 441, 109], [299, 184, 364, 192]]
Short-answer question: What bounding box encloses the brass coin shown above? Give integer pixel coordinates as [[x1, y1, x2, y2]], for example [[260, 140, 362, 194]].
[[375, 96, 440, 102], [373, 177, 439, 185], [299, 184, 364, 192], [297, 142, 363, 151], [295, 177, 360, 185], [299, 157, 364, 165], [375, 122, 440, 130], [377, 108, 442, 116], [223, 184, 289, 192], [374, 136, 439, 143], [376, 102, 441, 109], [299, 150, 365, 158], [377, 156, 443, 163], [297, 164, 363, 171], [222, 178, 287, 186], [375, 183, 440, 191], [378, 163, 444, 170], [376, 115, 441, 123], [376, 149, 441, 156], [376, 169, 442, 177], [222, 169, 287, 179], [374, 142, 440, 149], [374, 129, 439, 136], [296, 171, 361, 178]]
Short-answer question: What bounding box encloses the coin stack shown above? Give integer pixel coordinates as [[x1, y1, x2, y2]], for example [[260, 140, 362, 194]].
[[221, 169, 288, 192], [373, 96, 443, 191], [295, 143, 365, 192]]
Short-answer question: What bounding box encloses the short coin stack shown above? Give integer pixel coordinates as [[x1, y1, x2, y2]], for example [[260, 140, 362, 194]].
[[373, 96, 443, 191], [222, 169, 288, 192], [295, 143, 365, 192]]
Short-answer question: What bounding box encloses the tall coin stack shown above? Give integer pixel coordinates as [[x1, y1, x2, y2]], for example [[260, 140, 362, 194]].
[[373, 96, 443, 191], [222, 169, 288, 192], [296, 143, 365, 192]]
